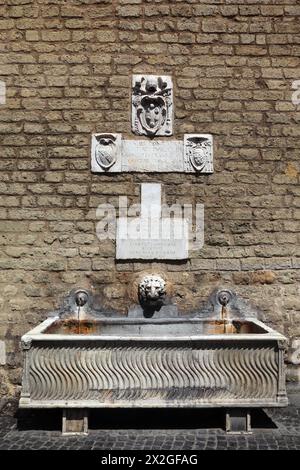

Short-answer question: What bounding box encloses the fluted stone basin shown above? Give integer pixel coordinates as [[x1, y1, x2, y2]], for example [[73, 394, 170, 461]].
[[19, 316, 287, 410]]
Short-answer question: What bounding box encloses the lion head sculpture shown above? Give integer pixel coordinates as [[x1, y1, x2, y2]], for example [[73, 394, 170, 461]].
[[138, 275, 166, 309]]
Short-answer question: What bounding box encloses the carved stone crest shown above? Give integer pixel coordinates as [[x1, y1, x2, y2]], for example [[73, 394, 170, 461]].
[[138, 274, 166, 309], [132, 75, 173, 137], [184, 134, 213, 173], [91, 133, 121, 173], [95, 134, 118, 170]]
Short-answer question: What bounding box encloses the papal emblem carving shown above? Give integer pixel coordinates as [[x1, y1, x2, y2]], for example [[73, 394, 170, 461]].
[[95, 134, 119, 171], [132, 75, 173, 137], [184, 135, 213, 173]]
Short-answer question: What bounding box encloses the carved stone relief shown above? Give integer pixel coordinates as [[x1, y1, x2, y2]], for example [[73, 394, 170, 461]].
[[91, 133, 121, 173], [184, 134, 213, 173], [138, 274, 166, 303], [132, 75, 173, 137]]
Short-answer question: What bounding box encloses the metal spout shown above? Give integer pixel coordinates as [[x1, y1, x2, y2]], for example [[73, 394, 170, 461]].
[[75, 291, 88, 307], [217, 290, 232, 323]]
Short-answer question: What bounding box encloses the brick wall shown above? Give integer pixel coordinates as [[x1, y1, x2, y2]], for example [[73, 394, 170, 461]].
[[0, 0, 299, 410]]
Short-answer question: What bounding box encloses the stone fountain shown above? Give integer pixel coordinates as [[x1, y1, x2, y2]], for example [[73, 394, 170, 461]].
[[19, 281, 287, 435], [19, 74, 288, 435]]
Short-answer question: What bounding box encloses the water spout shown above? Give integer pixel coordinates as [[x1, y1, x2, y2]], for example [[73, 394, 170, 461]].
[[138, 275, 166, 315], [75, 290, 89, 335], [221, 305, 227, 333], [217, 290, 232, 333], [77, 305, 81, 334], [221, 305, 227, 321]]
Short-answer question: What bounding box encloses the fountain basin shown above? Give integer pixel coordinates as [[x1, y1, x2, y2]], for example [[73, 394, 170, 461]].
[[19, 316, 288, 409]]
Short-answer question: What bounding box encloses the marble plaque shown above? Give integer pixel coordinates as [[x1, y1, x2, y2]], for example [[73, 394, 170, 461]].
[[122, 140, 183, 172], [91, 134, 214, 174], [116, 236, 188, 260], [116, 183, 189, 260]]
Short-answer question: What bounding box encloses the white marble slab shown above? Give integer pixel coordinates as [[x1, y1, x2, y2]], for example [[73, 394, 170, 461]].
[[122, 140, 183, 172], [116, 183, 189, 260], [116, 234, 188, 260], [91, 134, 213, 174], [141, 183, 161, 219]]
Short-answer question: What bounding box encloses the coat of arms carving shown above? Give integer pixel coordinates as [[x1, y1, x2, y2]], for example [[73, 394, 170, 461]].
[[132, 75, 173, 137], [184, 135, 213, 173], [94, 133, 120, 172]]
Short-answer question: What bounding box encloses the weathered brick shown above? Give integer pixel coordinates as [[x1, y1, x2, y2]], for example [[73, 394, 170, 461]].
[[0, 20, 15, 29], [261, 6, 284, 16], [202, 19, 227, 33], [177, 78, 198, 88], [41, 31, 71, 42], [25, 30, 39, 41], [92, 259, 115, 271], [117, 5, 141, 17], [145, 4, 171, 17]]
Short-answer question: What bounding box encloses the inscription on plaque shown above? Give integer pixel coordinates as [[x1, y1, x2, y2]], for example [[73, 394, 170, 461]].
[[116, 238, 188, 260], [116, 183, 189, 260], [91, 135, 213, 174]]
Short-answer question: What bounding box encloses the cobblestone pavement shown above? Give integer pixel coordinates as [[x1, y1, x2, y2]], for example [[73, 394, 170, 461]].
[[0, 389, 299, 450]]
